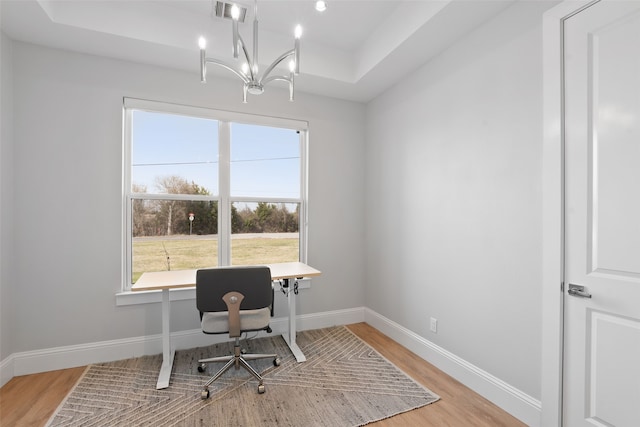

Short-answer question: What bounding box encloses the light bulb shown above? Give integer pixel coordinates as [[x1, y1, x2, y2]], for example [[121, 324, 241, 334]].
[[294, 25, 303, 39], [289, 60, 296, 73], [241, 63, 249, 75], [315, 1, 327, 12], [231, 4, 240, 20], [198, 36, 206, 50]]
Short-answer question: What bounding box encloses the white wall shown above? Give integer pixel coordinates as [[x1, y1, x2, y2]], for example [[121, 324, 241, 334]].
[[365, 1, 553, 401], [1, 30, 15, 363], [8, 40, 366, 354]]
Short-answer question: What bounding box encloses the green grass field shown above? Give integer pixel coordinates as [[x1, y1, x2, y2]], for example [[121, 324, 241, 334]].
[[132, 235, 298, 283]]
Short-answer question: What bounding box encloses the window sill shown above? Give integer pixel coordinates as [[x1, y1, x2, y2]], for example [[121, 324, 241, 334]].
[[116, 287, 196, 306]]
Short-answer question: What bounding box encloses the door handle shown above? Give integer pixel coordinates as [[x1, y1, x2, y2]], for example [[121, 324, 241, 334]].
[[568, 283, 592, 298]]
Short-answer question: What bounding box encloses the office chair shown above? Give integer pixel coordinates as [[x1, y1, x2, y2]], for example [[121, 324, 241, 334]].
[[196, 266, 280, 399]]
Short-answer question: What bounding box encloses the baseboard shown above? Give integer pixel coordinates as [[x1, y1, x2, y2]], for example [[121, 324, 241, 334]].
[[0, 354, 14, 388], [0, 307, 366, 385], [364, 308, 541, 427], [1, 305, 541, 427]]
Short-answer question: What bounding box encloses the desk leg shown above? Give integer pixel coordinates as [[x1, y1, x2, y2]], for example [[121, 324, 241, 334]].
[[157, 288, 175, 389], [281, 279, 306, 362]]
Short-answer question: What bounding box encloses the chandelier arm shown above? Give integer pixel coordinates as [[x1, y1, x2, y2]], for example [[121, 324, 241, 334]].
[[258, 49, 295, 84], [261, 75, 292, 85], [205, 58, 250, 84], [236, 34, 256, 81], [261, 75, 295, 102]]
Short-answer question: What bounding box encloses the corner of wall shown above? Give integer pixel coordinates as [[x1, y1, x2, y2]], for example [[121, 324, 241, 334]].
[[0, 30, 15, 366]]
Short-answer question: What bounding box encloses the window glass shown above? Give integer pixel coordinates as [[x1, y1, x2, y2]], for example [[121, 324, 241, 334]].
[[124, 100, 306, 290], [230, 123, 300, 198], [131, 199, 218, 283], [132, 111, 218, 195], [231, 202, 300, 265]]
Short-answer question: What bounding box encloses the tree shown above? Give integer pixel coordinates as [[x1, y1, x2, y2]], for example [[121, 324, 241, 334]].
[[131, 175, 298, 237], [156, 176, 218, 236], [230, 203, 299, 234], [186, 200, 217, 235], [131, 175, 217, 237], [231, 204, 242, 233]]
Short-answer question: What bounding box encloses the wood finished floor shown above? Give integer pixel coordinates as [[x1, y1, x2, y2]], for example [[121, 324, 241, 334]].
[[0, 323, 526, 426]]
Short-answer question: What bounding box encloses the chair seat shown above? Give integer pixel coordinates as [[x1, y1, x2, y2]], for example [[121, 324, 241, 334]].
[[201, 307, 271, 334]]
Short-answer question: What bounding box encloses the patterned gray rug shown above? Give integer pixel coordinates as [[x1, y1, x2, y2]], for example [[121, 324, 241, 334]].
[[47, 326, 439, 426]]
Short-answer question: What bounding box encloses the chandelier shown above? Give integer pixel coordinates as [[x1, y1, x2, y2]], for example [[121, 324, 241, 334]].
[[198, 1, 302, 103]]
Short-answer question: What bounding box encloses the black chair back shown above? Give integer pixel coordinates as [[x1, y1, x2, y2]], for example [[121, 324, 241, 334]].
[[196, 266, 272, 313]]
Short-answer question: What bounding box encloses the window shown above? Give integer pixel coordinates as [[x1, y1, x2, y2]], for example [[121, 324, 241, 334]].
[[123, 99, 308, 290]]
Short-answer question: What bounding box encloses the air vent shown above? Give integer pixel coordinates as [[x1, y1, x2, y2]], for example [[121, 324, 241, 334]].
[[214, 1, 247, 23]]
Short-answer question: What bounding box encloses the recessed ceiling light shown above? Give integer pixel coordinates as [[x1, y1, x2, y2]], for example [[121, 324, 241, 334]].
[[214, 1, 247, 22], [315, 1, 327, 12]]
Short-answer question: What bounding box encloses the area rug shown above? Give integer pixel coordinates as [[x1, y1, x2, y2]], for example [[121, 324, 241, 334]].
[[46, 326, 439, 426]]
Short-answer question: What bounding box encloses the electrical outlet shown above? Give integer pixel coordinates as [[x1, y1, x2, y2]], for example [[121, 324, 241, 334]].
[[430, 317, 438, 333]]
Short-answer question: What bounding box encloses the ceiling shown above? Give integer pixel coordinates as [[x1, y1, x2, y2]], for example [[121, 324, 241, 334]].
[[1, 0, 515, 102]]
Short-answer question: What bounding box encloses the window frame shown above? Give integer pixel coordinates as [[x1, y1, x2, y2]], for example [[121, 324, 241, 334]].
[[121, 98, 309, 293]]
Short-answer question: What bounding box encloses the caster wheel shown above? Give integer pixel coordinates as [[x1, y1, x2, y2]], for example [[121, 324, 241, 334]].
[[201, 389, 210, 400], [197, 363, 206, 373], [257, 384, 265, 394], [273, 358, 281, 367]]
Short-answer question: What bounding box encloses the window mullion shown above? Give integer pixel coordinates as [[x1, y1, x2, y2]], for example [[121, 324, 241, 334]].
[[299, 130, 309, 263], [123, 106, 133, 290], [130, 193, 217, 202], [218, 121, 231, 266]]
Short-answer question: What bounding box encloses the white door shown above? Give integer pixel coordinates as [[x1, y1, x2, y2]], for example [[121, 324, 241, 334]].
[[563, 1, 640, 426]]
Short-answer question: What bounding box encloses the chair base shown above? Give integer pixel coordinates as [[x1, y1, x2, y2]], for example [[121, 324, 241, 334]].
[[198, 337, 280, 399]]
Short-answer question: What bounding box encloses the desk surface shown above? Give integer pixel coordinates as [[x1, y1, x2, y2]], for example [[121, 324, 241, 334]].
[[132, 261, 321, 292]]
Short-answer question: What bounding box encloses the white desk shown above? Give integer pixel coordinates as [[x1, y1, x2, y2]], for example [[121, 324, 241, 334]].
[[132, 261, 321, 389]]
